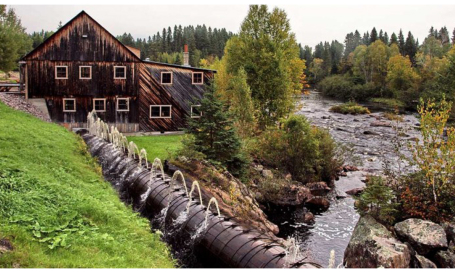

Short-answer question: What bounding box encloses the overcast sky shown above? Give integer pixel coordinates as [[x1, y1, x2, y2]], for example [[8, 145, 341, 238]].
[[10, 4, 455, 49]]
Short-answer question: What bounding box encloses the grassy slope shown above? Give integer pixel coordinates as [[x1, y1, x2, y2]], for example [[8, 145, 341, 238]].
[[0, 102, 174, 268], [127, 135, 183, 161]]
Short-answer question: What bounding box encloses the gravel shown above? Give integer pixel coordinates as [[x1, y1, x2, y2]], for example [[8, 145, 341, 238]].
[[0, 93, 52, 122]]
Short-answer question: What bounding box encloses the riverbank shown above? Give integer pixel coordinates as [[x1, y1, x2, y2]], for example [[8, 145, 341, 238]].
[[0, 101, 175, 268]]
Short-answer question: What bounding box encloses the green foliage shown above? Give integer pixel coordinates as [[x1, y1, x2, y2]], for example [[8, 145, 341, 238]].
[[184, 85, 249, 178], [253, 115, 341, 183], [175, 134, 206, 161], [356, 176, 398, 225], [0, 5, 32, 74], [223, 5, 305, 129], [370, 97, 405, 108], [318, 74, 381, 101], [329, 101, 371, 115], [0, 102, 174, 268]]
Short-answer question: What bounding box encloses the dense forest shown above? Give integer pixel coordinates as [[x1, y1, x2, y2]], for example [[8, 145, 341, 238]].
[[301, 26, 455, 114]]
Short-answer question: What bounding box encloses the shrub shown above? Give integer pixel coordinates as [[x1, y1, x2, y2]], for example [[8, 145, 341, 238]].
[[317, 75, 382, 102], [253, 115, 341, 183], [355, 176, 398, 225], [329, 101, 371, 115]]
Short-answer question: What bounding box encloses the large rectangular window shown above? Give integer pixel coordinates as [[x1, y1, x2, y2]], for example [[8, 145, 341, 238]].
[[161, 72, 173, 85], [117, 98, 129, 112], [114, 66, 126, 79], [63, 98, 76, 112], [192, 72, 204, 85], [150, 105, 172, 118], [191, 105, 202, 118], [93, 98, 106, 112], [79, 66, 92, 79], [55, 66, 68, 79]]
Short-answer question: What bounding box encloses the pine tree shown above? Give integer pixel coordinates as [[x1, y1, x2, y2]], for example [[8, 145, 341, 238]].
[[390, 32, 398, 46], [370, 27, 378, 43], [452, 28, 455, 45], [398, 29, 405, 55], [383, 31, 389, 45], [185, 84, 248, 178], [405, 31, 417, 65]]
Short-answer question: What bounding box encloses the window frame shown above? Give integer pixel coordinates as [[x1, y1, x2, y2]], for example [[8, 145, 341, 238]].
[[79, 66, 92, 80], [114, 66, 127, 80], [160, 72, 173, 85], [190, 105, 202, 118], [55, 66, 68, 79], [63, 98, 76, 112], [149, 105, 172, 119], [192, 72, 204, 85], [116, 98, 130, 112], [93, 98, 107, 113]]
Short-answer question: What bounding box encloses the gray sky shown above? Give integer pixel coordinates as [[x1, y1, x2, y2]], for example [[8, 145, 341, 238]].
[[11, 5, 455, 49]]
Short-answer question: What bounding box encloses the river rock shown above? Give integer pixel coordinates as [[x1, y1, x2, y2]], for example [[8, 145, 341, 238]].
[[394, 218, 448, 255], [253, 164, 264, 172], [414, 254, 437, 268], [343, 165, 359, 172], [306, 196, 330, 211], [306, 182, 331, 196], [442, 221, 455, 244], [262, 169, 273, 179], [346, 187, 364, 196], [432, 250, 455, 268], [364, 130, 380, 135], [303, 211, 314, 223], [370, 121, 392, 127], [344, 215, 411, 268]]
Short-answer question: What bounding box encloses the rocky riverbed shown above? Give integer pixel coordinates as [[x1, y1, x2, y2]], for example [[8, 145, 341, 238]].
[[272, 91, 423, 267]]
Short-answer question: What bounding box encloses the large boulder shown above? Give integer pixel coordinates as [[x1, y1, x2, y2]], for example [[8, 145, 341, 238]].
[[432, 250, 455, 268], [306, 196, 330, 211], [306, 182, 331, 196], [414, 254, 437, 268], [442, 221, 455, 244], [344, 215, 411, 268], [394, 218, 448, 255]]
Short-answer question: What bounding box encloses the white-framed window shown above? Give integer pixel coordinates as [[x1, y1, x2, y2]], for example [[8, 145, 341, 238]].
[[191, 105, 202, 118], [93, 98, 106, 112], [161, 72, 173, 85], [79, 66, 92, 79], [55, 66, 68, 79], [114, 66, 126, 79], [117, 98, 129, 112], [150, 105, 172, 118], [192, 72, 204, 85], [63, 98, 76, 112]]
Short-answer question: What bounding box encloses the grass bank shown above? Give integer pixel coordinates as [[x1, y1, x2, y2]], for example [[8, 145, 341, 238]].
[[0, 101, 175, 268], [127, 135, 183, 160]]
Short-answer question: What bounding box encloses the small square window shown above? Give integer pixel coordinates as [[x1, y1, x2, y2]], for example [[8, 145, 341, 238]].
[[191, 105, 202, 118], [63, 98, 76, 112], [55, 66, 68, 79], [150, 106, 161, 117], [150, 105, 172, 118], [117, 98, 129, 112], [192, 72, 203, 85], [114, 66, 126, 79], [161, 72, 173, 85], [93, 99, 106, 112], [161, 106, 171, 117], [79, 66, 92, 79]]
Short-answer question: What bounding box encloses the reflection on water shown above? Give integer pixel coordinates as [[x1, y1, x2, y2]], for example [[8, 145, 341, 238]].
[[272, 91, 421, 267]]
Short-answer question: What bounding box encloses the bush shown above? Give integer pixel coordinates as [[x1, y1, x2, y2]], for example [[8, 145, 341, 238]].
[[329, 101, 371, 115], [356, 176, 398, 225], [253, 115, 341, 183], [317, 75, 382, 101]]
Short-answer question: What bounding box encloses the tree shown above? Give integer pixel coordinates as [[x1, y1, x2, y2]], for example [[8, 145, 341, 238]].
[[404, 31, 418, 65], [309, 58, 324, 82], [224, 5, 304, 129], [352, 45, 368, 82], [398, 29, 405, 55], [390, 32, 398, 46], [386, 54, 420, 92], [367, 40, 389, 86], [185, 84, 248, 178], [370, 27, 378, 43], [0, 5, 31, 75]]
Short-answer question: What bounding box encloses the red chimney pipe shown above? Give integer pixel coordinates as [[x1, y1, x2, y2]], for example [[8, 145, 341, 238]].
[[184, 44, 188, 53]]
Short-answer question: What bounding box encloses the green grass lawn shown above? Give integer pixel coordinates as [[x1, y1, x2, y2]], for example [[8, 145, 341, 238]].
[[127, 135, 183, 161], [0, 101, 175, 268]]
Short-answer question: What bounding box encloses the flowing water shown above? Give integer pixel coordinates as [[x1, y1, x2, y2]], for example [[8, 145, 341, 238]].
[[273, 91, 422, 267]]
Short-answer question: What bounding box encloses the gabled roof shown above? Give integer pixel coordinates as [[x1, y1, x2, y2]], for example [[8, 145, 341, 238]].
[[22, 10, 141, 62]]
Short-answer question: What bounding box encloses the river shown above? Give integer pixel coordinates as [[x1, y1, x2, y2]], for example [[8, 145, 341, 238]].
[[273, 91, 421, 267]]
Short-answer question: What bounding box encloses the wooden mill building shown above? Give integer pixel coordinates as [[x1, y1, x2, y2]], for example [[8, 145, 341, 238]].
[[20, 10, 215, 132]]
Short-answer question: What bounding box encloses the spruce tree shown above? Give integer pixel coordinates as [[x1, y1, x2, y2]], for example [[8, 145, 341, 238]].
[[185, 84, 248, 178], [398, 29, 405, 55], [390, 32, 398, 46], [405, 31, 417, 65], [370, 27, 378, 43]]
